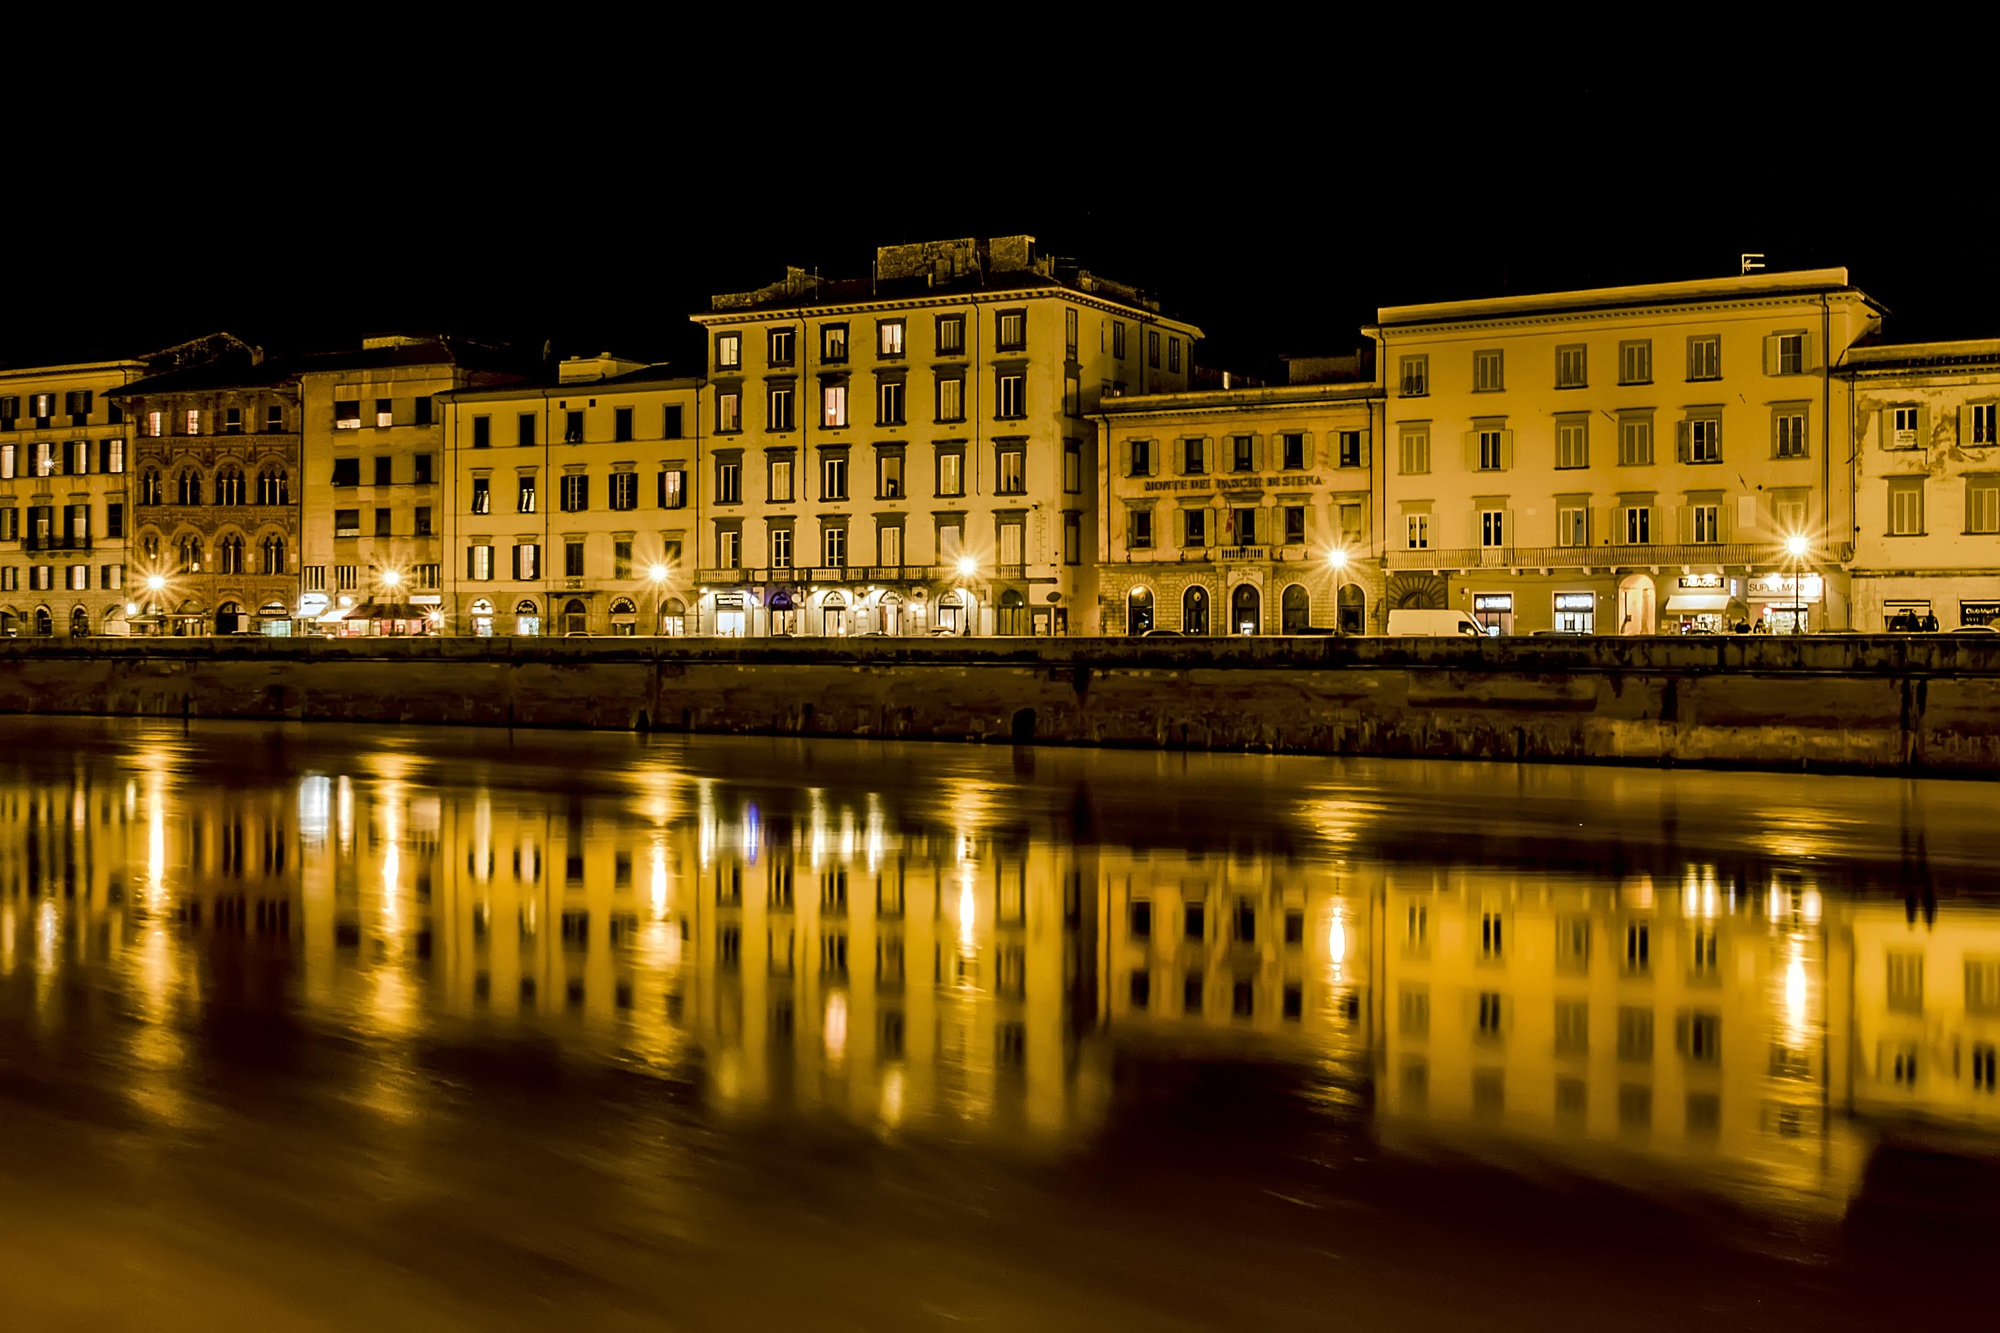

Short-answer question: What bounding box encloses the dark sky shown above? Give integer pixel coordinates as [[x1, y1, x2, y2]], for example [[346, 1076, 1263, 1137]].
[[15, 35, 1994, 381]]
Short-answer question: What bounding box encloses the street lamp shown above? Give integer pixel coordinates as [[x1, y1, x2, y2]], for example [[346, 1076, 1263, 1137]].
[[1327, 546, 1350, 634], [647, 562, 671, 636], [1783, 534, 1809, 634], [381, 568, 403, 591]]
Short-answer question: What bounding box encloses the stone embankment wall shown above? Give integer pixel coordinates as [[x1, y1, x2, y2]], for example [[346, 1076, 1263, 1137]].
[[2, 636, 1998, 777]]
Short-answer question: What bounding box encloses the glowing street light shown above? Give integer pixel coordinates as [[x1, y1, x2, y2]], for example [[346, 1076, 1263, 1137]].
[[1782, 534, 1810, 634], [380, 568, 404, 590], [1327, 546, 1351, 634], [955, 555, 979, 579], [1784, 534, 1809, 559], [145, 575, 166, 592]]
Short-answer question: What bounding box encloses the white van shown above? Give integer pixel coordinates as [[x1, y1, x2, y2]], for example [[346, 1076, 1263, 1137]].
[[1386, 609, 1487, 637]]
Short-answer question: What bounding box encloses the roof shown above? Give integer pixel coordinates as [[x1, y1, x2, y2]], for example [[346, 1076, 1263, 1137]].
[[1372, 268, 1874, 330], [0, 330, 256, 379], [110, 351, 302, 397], [1094, 380, 1381, 420], [291, 336, 538, 379], [1838, 338, 2000, 375], [434, 363, 701, 402]]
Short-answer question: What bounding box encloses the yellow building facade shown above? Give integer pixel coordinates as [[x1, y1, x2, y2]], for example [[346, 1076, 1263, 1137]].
[[1839, 340, 2000, 629], [687, 236, 1200, 638], [1369, 271, 1883, 635], [438, 357, 704, 637], [1093, 380, 1382, 634]]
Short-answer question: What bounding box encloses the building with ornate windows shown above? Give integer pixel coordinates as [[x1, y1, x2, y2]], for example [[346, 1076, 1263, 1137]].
[[297, 336, 530, 623], [1837, 340, 2000, 630], [438, 356, 704, 637], [686, 236, 1201, 637], [114, 346, 303, 634], [0, 355, 149, 636], [1368, 270, 1883, 635], [1093, 372, 1382, 635]]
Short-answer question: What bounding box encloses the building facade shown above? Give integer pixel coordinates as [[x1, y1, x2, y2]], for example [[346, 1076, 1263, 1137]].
[[1839, 340, 2000, 630], [440, 356, 704, 637], [685, 236, 1201, 638], [0, 357, 145, 636], [1093, 378, 1382, 635], [115, 349, 304, 634], [1369, 271, 1883, 635], [298, 336, 528, 622]]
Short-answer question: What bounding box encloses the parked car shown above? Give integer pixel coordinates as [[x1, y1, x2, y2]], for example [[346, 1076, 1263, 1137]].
[[1385, 609, 1485, 638], [1140, 628, 1183, 637], [1947, 624, 2000, 635]]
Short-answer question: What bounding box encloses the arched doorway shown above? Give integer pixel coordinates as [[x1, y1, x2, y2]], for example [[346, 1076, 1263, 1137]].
[[658, 598, 686, 637], [769, 588, 798, 636], [216, 601, 245, 635], [1338, 584, 1366, 634], [878, 592, 903, 637], [34, 607, 54, 637], [1183, 585, 1209, 635], [1127, 587, 1154, 635], [1617, 574, 1656, 635], [514, 600, 542, 636], [821, 591, 847, 637], [0, 608, 16, 637], [470, 597, 495, 637], [1388, 573, 1447, 610], [1280, 584, 1310, 633], [562, 598, 587, 635], [1230, 584, 1261, 635], [998, 588, 1026, 635], [609, 598, 637, 636], [936, 592, 965, 635], [70, 606, 90, 637]]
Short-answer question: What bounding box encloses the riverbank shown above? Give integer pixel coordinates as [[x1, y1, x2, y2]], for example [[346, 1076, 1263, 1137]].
[[2, 635, 1998, 777]]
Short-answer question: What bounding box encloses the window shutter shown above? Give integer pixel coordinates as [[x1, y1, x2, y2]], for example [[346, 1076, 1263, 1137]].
[[467, 547, 477, 580], [1762, 335, 1780, 376], [1960, 405, 1973, 446], [1968, 479, 1979, 534], [1462, 430, 1479, 472], [1359, 432, 1371, 468], [511, 546, 521, 580], [1716, 503, 1732, 543], [1204, 437, 1216, 476], [1251, 435, 1265, 472], [1676, 420, 1690, 463], [1119, 439, 1131, 477], [1737, 495, 1758, 533], [1917, 405, 1930, 450], [1499, 429, 1515, 471], [1802, 332, 1818, 372], [1678, 504, 1693, 544]]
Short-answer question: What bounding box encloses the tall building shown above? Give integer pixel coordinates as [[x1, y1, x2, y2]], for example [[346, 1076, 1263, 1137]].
[[0, 355, 146, 636], [1368, 270, 1883, 635], [297, 336, 529, 621], [686, 236, 1201, 637], [1837, 340, 2000, 630], [439, 355, 703, 636], [114, 345, 303, 634], [1093, 368, 1382, 635]]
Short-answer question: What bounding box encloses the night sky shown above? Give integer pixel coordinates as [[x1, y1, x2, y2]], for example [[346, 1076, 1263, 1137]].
[[15, 43, 1992, 382]]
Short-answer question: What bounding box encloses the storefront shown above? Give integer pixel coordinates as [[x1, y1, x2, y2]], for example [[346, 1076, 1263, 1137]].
[[1661, 574, 1743, 635], [1471, 592, 1513, 637], [1747, 571, 1820, 634], [1552, 592, 1596, 634]]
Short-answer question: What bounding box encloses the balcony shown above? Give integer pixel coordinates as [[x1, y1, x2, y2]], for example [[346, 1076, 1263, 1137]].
[[1219, 546, 1270, 562], [1386, 543, 1794, 573]]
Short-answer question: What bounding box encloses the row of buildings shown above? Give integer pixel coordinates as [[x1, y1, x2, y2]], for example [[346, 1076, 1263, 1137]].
[[4, 238, 1996, 637]]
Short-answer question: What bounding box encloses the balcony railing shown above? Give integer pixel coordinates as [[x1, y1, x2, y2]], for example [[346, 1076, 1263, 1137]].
[[693, 563, 1016, 586], [1386, 542, 1798, 572]]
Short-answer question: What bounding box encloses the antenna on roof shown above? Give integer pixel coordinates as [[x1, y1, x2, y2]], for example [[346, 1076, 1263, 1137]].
[[1740, 253, 1766, 276]]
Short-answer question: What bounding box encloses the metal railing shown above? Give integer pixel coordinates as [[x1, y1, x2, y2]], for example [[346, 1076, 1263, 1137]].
[[1387, 542, 1797, 572]]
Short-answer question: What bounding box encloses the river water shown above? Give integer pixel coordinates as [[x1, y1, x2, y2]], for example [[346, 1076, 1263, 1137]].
[[0, 717, 1995, 1330]]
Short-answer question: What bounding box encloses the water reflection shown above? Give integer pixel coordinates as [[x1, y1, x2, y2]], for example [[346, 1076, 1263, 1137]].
[[1, 718, 1997, 1222]]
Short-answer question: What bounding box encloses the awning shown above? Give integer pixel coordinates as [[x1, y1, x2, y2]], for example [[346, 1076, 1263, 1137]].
[[1663, 594, 1731, 613]]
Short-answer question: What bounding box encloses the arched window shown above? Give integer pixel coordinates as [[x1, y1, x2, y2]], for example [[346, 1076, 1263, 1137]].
[[658, 597, 686, 637], [822, 590, 847, 638], [1338, 584, 1365, 634], [215, 465, 245, 505], [138, 469, 163, 506], [998, 588, 1026, 636], [514, 599, 541, 636], [0, 609, 16, 637], [34, 607, 53, 637], [176, 468, 202, 506], [609, 598, 637, 637], [140, 532, 161, 563], [1230, 583, 1261, 635], [218, 534, 245, 574], [261, 534, 285, 575], [258, 466, 289, 505], [215, 601, 245, 635], [1281, 583, 1311, 633], [175, 533, 203, 572], [469, 597, 495, 638], [70, 606, 89, 637], [1126, 587, 1153, 636], [1182, 585, 1209, 635]]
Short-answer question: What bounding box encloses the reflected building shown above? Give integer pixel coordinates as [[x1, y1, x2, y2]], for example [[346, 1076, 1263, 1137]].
[[1844, 899, 2000, 1127]]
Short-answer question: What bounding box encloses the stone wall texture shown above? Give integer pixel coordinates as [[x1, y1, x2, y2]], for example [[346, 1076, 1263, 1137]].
[[3, 636, 1999, 778]]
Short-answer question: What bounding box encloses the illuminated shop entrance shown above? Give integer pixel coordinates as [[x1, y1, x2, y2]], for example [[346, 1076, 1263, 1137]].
[[469, 598, 494, 637], [714, 594, 746, 638], [768, 589, 797, 636], [821, 592, 847, 637], [1553, 592, 1595, 634], [1472, 593, 1513, 636], [1230, 584, 1260, 636]]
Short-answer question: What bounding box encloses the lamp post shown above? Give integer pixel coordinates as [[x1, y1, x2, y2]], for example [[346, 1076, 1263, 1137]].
[[1784, 534, 1809, 635], [955, 554, 979, 636], [1327, 546, 1350, 634], [647, 562, 670, 636]]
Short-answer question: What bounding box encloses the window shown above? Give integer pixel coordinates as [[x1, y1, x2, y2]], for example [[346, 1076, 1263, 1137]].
[[1687, 335, 1721, 381], [878, 523, 902, 565], [0, 444, 11, 478], [334, 400, 361, 430], [414, 396, 433, 426], [936, 375, 964, 423], [564, 539, 585, 577], [1399, 427, 1430, 474], [223, 406, 242, 434], [1183, 438, 1207, 475], [662, 405, 683, 439], [1230, 507, 1257, 546], [1775, 410, 1807, 458], [1064, 372, 1082, 417], [1480, 509, 1505, 547], [1129, 509, 1154, 549], [1887, 951, 1924, 1011], [471, 414, 492, 449], [1619, 340, 1652, 385], [768, 327, 795, 366], [1129, 439, 1153, 476], [518, 476, 537, 512], [563, 410, 583, 444], [1774, 332, 1805, 375], [1473, 349, 1503, 392], [609, 471, 637, 511], [716, 460, 741, 504], [1619, 416, 1653, 466], [821, 324, 848, 363], [413, 507, 431, 537], [996, 444, 1024, 494], [373, 455, 393, 487], [1556, 343, 1587, 388], [335, 508, 361, 537], [821, 453, 848, 500], [937, 449, 964, 496], [823, 525, 846, 568], [513, 543, 540, 580], [1283, 505, 1306, 545], [413, 453, 433, 485], [1692, 504, 1720, 543], [1232, 435, 1255, 472], [1556, 419, 1588, 469], [878, 379, 905, 425], [1167, 337, 1182, 373], [1112, 321, 1126, 360], [375, 398, 394, 428], [1406, 514, 1429, 549], [1557, 506, 1588, 547], [714, 332, 742, 370], [1889, 477, 1925, 536], [659, 468, 686, 508], [1684, 417, 1721, 463], [106, 503, 124, 538], [935, 315, 965, 356], [266, 404, 283, 432], [878, 320, 904, 357], [997, 373, 1025, 419], [470, 477, 490, 514], [1399, 355, 1428, 397], [996, 309, 1026, 351], [373, 507, 392, 537], [1623, 506, 1651, 543], [560, 474, 590, 512], [716, 391, 740, 433], [1967, 478, 2000, 534], [1617, 1007, 1653, 1062], [764, 454, 793, 503], [1063, 438, 1081, 493], [1183, 508, 1208, 547], [176, 468, 202, 505], [1477, 430, 1504, 471], [1970, 403, 1998, 446], [1148, 330, 1161, 368], [1281, 433, 1306, 470], [822, 383, 847, 428], [770, 526, 793, 568], [613, 406, 633, 442]]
